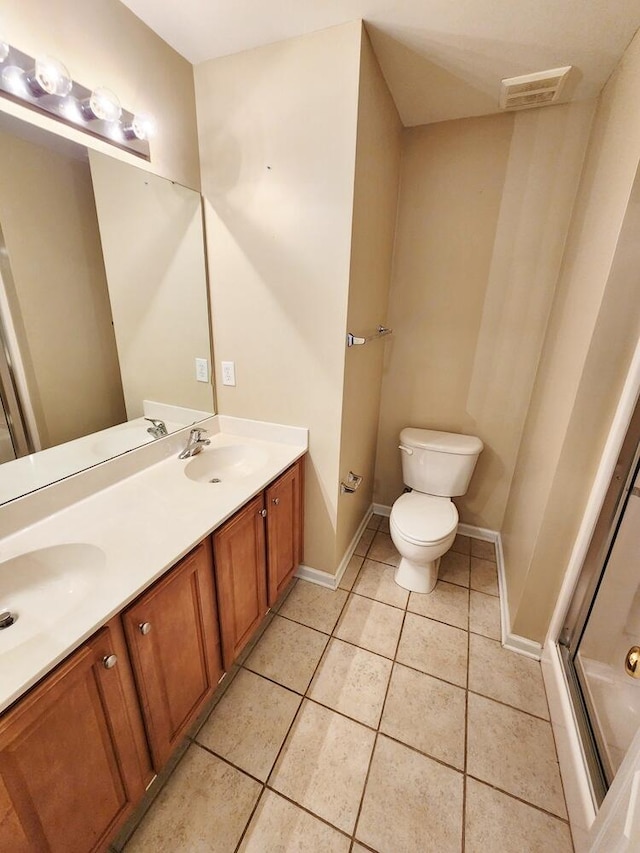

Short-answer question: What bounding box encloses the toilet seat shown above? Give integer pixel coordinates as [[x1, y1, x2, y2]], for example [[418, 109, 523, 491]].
[[391, 492, 458, 545]]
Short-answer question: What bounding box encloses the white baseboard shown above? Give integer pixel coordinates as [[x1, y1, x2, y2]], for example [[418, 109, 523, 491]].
[[295, 563, 338, 590], [457, 522, 498, 542], [296, 505, 374, 590], [372, 502, 391, 517]]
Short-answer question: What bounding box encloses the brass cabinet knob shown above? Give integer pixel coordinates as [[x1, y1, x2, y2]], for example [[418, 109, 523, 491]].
[[102, 654, 118, 669], [139, 622, 152, 635], [272, 498, 280, 506], [625, 646, 640, 678]]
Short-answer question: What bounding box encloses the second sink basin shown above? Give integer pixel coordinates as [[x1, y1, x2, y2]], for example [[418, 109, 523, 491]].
[[0, 544, 106, 653], [184, 444, 269, 483]]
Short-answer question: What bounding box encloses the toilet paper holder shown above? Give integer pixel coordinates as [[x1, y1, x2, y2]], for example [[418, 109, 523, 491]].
[[341, 471, 363, 494]]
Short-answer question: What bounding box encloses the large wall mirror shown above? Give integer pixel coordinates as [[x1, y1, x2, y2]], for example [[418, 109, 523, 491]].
[[0, 112, 214, 505]]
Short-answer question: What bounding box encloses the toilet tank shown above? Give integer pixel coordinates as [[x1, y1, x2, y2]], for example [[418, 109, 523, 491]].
[[399, 428, 483, 497]]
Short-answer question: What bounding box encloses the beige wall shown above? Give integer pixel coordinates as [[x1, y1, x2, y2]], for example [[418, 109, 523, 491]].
[[195, 23, 362, 573], [374, 103, 593, 530], [89, 152, 213, 418], [1, 0, 200, 188], [336, 30, 402, 559], [0, 130, 125, 448], [502, 28, 640, 644]]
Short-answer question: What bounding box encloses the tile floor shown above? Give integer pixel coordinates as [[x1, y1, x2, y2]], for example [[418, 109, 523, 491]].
[[119, 515, 574, 853]]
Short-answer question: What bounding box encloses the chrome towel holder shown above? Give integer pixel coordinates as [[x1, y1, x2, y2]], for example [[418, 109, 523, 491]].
[[346, 325, 392, 347]]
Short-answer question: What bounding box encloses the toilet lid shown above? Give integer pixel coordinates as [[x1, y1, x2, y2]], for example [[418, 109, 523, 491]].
[[391, 492, 458, 545]]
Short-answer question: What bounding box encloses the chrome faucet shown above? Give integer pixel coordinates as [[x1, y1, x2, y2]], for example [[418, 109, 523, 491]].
[[178, 427, 211, 459], [145, 418, 168, 438]]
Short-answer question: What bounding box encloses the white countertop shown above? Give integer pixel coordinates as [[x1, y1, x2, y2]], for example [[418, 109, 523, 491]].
[[0, 416, 308, 713]]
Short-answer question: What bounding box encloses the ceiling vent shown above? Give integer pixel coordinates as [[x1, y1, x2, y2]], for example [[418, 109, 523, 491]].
[[500, 66, 572, 111]]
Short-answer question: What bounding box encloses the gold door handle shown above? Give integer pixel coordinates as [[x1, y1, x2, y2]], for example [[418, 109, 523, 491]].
[[625, 646, 640, 678]]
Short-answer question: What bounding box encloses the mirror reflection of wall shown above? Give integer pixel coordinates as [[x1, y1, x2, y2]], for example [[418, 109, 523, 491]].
[[0, 113, 215, 506], [0, 127, 126, 451], [89, 152, 213, 419]]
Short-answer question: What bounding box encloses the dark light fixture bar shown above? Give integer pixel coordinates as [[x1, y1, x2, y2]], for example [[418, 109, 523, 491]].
[[0, 43, 153, 160]]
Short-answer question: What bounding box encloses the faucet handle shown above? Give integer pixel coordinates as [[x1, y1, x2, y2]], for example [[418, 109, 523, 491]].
[[191, 427, 208, 440], [145, 418, 165, 428]]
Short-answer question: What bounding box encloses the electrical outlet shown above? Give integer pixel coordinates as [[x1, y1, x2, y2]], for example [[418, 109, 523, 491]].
[[221, 361, 236, 386], [195, 357, 209, 383]]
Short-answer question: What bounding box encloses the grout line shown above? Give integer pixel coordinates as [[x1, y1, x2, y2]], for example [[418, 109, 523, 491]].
[[465, 772, 573, 824]]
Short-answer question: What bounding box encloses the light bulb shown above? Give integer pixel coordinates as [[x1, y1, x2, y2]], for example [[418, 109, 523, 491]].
[[122, 112, 156, 141], [1, 64, 27, 96], [27, 55, 72, 97], [82, 87, 121, 122]]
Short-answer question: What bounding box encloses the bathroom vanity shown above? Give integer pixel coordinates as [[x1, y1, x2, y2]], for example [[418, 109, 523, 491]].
[[0, 416, 307, 851]]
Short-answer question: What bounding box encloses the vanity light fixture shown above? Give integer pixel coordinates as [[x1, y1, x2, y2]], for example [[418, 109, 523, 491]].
[[0, 41, 152, 159]]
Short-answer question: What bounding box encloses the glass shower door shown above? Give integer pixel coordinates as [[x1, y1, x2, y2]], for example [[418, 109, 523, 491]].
[[573, 466, 640, 788]]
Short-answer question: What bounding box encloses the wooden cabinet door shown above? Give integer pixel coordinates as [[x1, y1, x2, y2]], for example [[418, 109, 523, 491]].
[[213, 494, 268, 670], [122, 540, 222, 771], [0, 619, 152, 853], [266, 458, 304, 606]]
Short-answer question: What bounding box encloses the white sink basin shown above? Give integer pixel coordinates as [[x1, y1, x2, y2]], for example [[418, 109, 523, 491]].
[[184, 444, 269, 483], [0, 544, 106, 652]]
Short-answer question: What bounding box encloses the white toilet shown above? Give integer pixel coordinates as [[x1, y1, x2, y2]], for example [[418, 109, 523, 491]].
[[390, 428, 483, 593]]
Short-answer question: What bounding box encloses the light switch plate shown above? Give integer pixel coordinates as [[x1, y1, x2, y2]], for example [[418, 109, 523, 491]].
[[195, 357, 209, 383], [222, 361, 236, 386]]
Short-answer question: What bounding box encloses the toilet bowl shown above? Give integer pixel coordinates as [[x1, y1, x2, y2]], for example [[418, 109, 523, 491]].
[[390, 427, 483, 594], [390, 492, 458, 593]]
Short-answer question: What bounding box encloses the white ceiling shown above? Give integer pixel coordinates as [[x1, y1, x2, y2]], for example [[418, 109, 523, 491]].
[[119, 0, 640, 126]]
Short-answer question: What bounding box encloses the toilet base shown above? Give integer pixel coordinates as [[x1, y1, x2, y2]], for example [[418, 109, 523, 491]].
[[394, 556, 441, 594]]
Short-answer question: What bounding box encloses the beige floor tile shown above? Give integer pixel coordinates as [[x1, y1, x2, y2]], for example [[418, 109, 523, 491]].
[[451, 533, 471, 555], [470, 557, 499, 596], [467, 693, 567, 818], [396, 612, 468, 687], [269, 699, 375, 834], [352, 846, 371, 853], [440, 549, 470, 587], [239, 789, 350, 852], [367, 531, 399, 566], [354, 528, 375, 557], [308, 638, 392, 727], [469, 590, 501, 640], [471, 538, 496, 561], [334, 594, 405, 658], [408, 580, 469, 630], [338, 554, 364, 590], [465, 778, 573, 853], [196, 669, 301, 781], [244, 615, 329, 694], [380, 664, 466, 769], [356, 735, 463, 853], [352, 559, 409, 609], [125, 745, 260, 853], [279, 581, 348, 633], [469, 633, 549, 719], [378, 516, 390, 533], [367, 514, 382, 531]]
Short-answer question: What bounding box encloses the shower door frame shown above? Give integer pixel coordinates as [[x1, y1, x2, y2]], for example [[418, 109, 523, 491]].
[[559, 394, 640, 805]]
